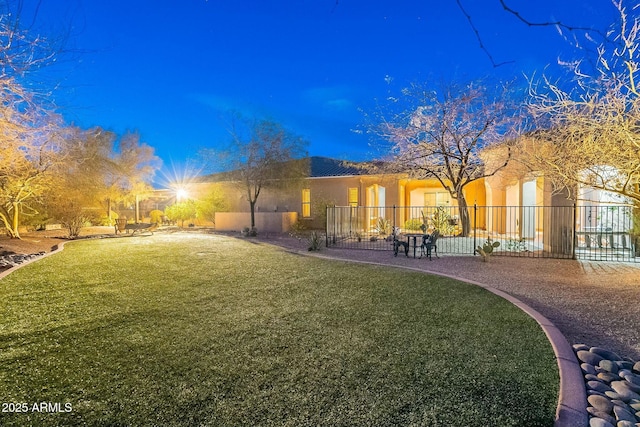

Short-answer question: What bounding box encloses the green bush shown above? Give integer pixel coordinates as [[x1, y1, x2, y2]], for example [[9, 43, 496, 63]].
[[403, 218, 424, 231], [149, 210, 164, 225], [97, 211, 119, 226]]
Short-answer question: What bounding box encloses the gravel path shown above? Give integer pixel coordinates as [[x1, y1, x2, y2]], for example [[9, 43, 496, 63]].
[[258, 234, 640, 361]]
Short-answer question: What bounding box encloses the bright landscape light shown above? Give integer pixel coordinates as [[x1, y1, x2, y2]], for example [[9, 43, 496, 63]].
[[176, 188, 188, 202]]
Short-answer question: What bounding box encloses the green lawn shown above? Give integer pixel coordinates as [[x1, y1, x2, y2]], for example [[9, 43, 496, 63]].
[[0, 233, 558, 426]]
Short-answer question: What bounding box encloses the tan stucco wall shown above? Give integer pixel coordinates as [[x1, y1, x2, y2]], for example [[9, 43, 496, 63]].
[[215, 212, 298, 233]]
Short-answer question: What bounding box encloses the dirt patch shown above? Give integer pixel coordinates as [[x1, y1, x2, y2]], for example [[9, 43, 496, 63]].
[[0, 226, 116, 256]]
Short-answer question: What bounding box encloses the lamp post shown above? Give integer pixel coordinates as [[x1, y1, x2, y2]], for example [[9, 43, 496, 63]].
[[135, 194, 140, 223]]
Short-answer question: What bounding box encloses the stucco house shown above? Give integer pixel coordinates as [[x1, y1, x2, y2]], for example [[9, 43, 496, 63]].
[[143, 144, 636, 261]]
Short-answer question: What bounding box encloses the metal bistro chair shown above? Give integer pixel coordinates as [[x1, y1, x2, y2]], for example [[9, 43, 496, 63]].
[[419, 230, 440, 260], [392, 227, 409, 257]]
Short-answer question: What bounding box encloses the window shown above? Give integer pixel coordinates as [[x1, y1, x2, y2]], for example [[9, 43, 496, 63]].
[[348, 187, 359, 207], [301, 189, 311, 218], [424, 191, 450, 207]]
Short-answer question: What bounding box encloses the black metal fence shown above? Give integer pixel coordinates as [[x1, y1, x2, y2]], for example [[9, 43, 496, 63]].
[[325, 204, 639, 262]]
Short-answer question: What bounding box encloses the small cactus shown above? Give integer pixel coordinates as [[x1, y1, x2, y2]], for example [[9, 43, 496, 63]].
[[476, 237, 500, 262]]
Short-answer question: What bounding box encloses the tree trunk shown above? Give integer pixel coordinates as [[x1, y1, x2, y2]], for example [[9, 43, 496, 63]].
[[249, 200, 256, 231], [11, 202, 21, 239], [457, 192, 471, 237]]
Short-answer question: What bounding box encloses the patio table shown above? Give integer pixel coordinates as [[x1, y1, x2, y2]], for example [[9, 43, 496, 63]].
[[405, 233, 427, 258]]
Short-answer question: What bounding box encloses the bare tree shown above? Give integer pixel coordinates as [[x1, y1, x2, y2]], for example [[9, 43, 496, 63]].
[[0, 0, 63, 82], [523, 0, 640, 205], [0, 0, 70, 237], [206, 118, 308, 234], [456, 0, 610, 68], [0, 85, 62, 238], [375, 81, 522, 236]]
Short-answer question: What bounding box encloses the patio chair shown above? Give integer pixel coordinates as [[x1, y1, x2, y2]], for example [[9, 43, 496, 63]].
[[420, 230, 440, 260], [392, 230, 409, 257]]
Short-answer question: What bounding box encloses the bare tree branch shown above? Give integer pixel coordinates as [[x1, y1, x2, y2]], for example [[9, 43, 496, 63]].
[[373, 80, 523, 236], [455, 0, 514, 68], [457, 0, 611, 68]]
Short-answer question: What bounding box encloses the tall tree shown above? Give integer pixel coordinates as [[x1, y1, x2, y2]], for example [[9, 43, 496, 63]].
[[375, 81, 522, 236], [0, 100, 61, 237], [44, 127, 110, 237], [0, 0, 69, 238], [208, 118, 308, 234], [524, 0, 640, 205], [104, 131, 160, 222], [44, 126, 160, 235]]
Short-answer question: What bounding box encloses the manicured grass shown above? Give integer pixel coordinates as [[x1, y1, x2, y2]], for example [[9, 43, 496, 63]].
[[0, 233, 558, 426]]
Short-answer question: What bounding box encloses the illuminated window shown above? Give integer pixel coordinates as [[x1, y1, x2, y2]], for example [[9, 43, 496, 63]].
[[348, 187, 359, 207], [302, 189, 311, 217]]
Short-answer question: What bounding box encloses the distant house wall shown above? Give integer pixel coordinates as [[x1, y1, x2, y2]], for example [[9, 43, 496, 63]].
[[160, 168, 491, 232]]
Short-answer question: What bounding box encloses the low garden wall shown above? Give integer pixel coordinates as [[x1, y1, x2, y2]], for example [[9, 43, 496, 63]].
[[215, 212, 298, 233]]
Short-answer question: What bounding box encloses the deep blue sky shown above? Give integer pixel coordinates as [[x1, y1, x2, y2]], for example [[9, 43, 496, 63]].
[[25, 1, 620, 170]]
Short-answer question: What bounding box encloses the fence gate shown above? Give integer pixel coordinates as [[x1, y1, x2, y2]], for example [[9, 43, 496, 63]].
[[325, 204, 639, 262]]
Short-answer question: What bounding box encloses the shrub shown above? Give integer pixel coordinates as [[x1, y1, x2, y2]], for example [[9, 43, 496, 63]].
[[506, 237, 527, 252], [288, 219, 308, 239], [404, 218, 424, 231], [307, 231, 323, 251], [97, 211, 119, 226], [241, 226, 257, 237], [375, 217, 392, 235], [149, 210, 164, 225]]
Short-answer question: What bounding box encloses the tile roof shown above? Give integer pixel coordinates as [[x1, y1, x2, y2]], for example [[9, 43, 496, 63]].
[[196, 156, 371, 183], [309, 156, 366, 177]]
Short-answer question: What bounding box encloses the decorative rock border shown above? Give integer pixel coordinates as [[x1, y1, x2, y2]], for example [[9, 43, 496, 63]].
[[0, 241, 72, 280], [573, 344, 640, 427], [0, 252, 47, 269]]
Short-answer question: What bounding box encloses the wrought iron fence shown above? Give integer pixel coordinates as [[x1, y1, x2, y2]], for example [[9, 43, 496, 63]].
[[325, 204, 639, 262]]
